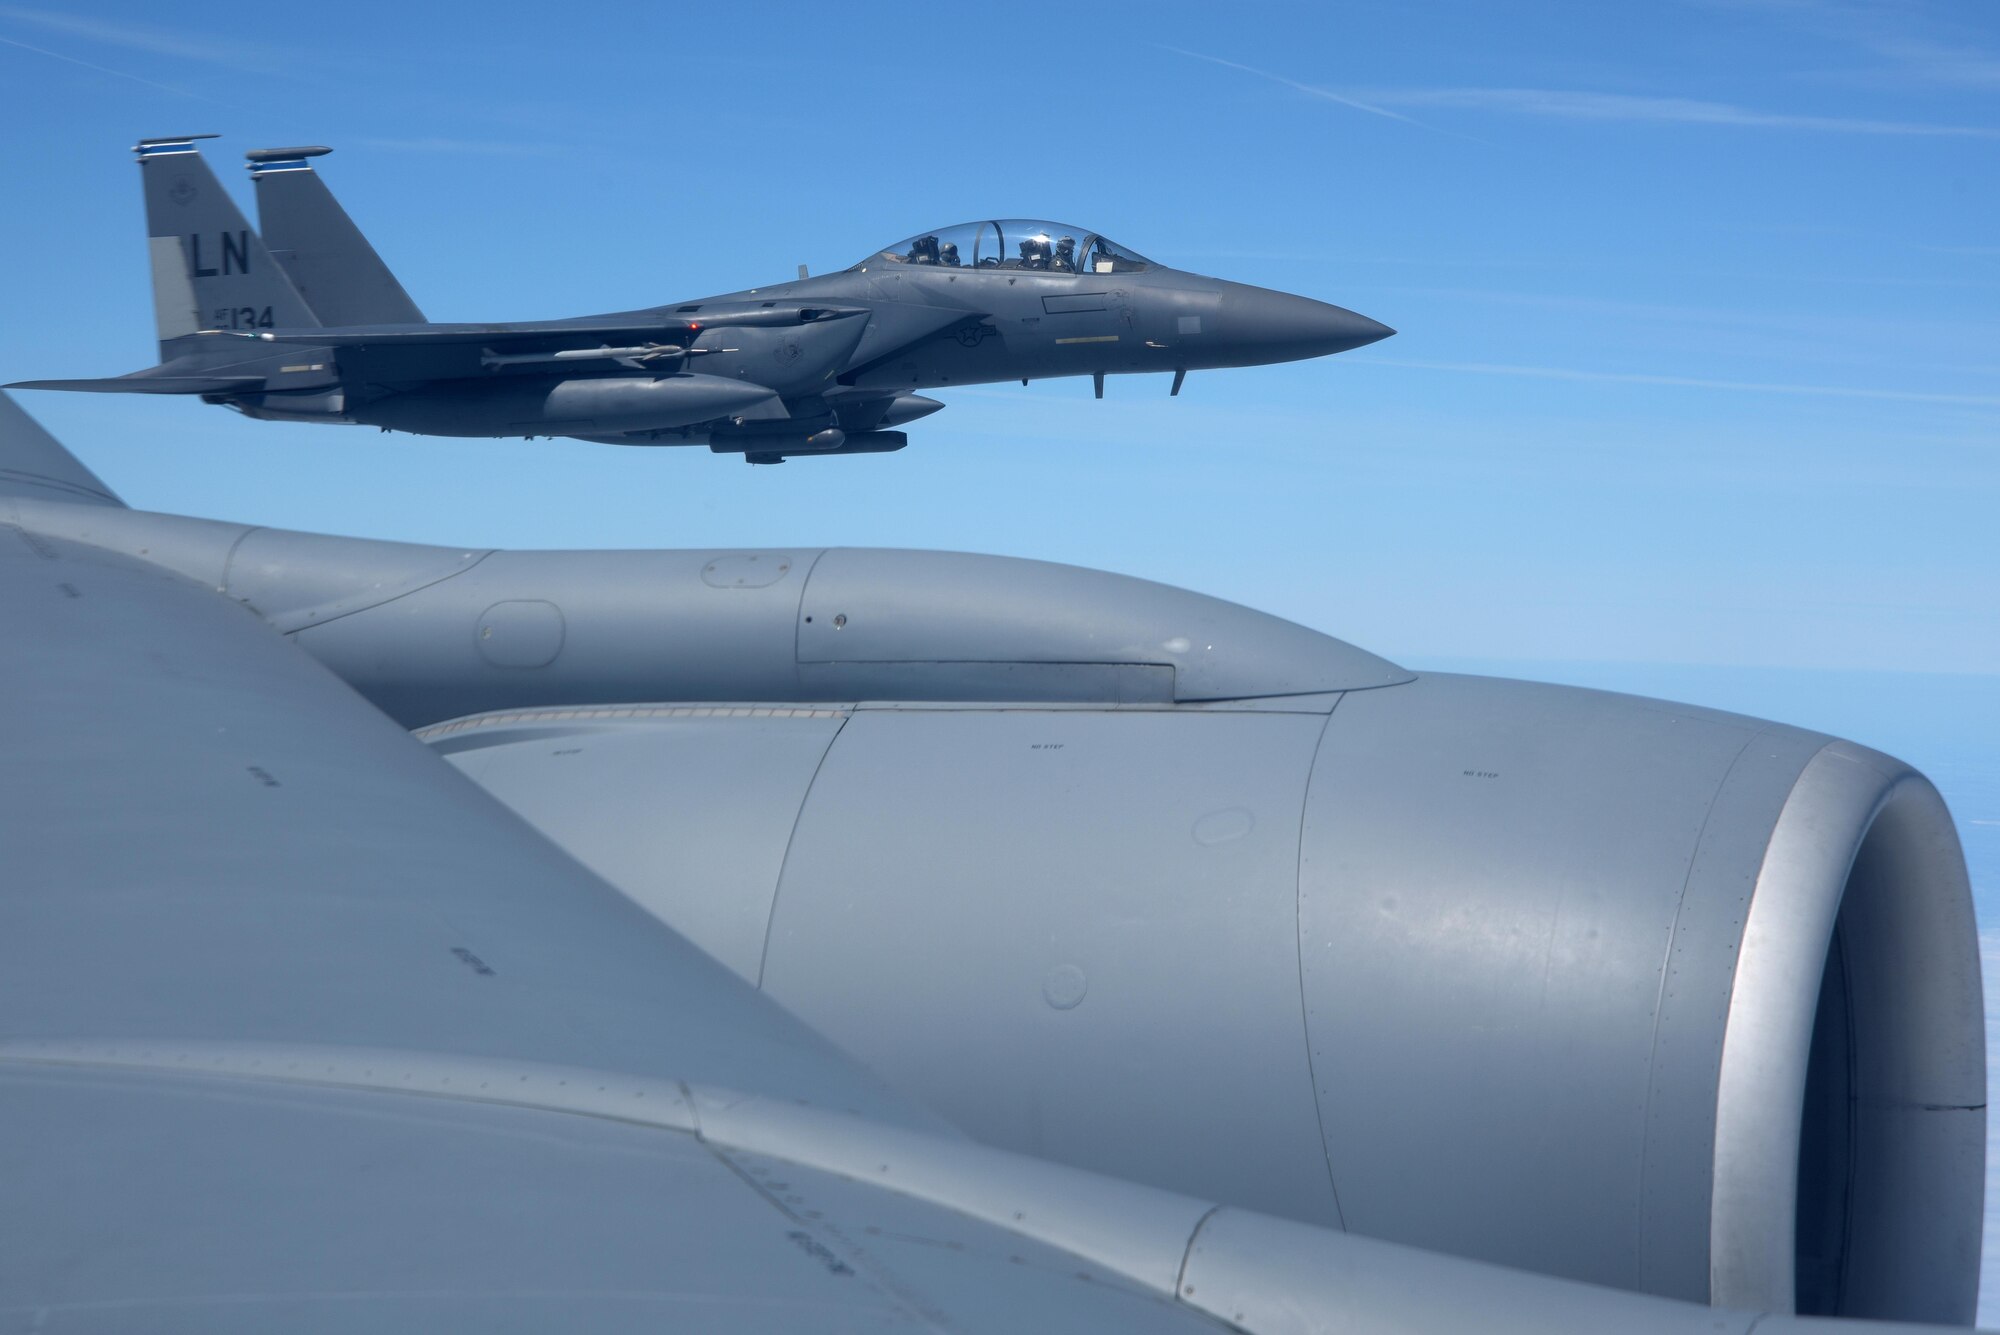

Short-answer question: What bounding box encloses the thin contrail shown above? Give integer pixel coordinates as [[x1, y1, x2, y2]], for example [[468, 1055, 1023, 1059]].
[[1354, 86, 2000, 139], [0, 32, 217, 102], [1154, 45, 1427, 127]]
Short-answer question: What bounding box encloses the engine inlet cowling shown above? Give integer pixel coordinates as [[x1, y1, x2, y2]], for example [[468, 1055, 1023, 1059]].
[[1296, 674, 1982, 1323]]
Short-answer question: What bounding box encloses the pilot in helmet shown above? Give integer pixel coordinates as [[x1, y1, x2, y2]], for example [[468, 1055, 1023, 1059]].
[[1052, 235, 1077, 272], [939, 241, 961, 267]]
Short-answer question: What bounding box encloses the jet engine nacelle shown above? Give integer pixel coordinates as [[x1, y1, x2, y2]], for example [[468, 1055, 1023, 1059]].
[[426, 674, 1982, 1327]]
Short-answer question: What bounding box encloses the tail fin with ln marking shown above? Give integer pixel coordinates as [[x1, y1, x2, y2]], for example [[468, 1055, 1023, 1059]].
[[135, 135, 320, 356], [247, 146, 426, 327]]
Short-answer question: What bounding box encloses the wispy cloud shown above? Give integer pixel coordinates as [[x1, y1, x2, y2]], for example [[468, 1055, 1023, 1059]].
[[1354, 357, 2000, 408], [0, 32, 213, 101], [1862, 35, 2000, 90], [1154, 46, 1427, 127], [1152, 42, 1996, 140], [1687, 0, 2000, 90], [1352, 86, 2000, 138], [0, 5, 286, 71]]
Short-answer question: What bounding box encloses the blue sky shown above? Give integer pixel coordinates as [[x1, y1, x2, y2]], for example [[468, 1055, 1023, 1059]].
[[1, 0, 1992, 677], [4, 0, 2000, 1315]]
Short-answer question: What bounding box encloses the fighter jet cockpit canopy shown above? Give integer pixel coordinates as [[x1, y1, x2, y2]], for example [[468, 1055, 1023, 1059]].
[[852, 221, 1153, 274]]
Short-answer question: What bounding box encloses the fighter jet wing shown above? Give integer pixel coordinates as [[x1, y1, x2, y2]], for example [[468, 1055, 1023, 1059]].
[[189, 307, 875, 387], [242, 307, 869, 350], [257, 317, 698, 345], [8, 307, 876, 398], [340, 305, 865, 340]]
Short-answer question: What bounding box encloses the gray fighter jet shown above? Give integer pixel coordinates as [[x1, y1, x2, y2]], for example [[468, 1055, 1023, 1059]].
[[1, 392, 1984, 1331], [9, 136, 1392, 463]]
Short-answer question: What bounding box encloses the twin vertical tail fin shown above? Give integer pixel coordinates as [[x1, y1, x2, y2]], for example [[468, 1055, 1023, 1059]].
[[136, 137, 321, 356], [247, 147, 426, 326], [11, 138, 422, 403]]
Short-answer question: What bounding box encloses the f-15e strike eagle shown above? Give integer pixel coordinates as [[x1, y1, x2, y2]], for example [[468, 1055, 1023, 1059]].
[[8, 136, 1392, 463], [0, 391, 1984, 1331]]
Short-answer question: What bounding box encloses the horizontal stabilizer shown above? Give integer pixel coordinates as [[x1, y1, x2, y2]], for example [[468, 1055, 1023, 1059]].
[[7, 374, 264, 396]]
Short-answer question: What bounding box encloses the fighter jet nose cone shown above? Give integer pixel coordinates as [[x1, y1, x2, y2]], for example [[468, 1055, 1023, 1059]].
[[1352, 313, 1396, 346], [1286, 298, 1394, 356], [1214, 286, 1396, 365]]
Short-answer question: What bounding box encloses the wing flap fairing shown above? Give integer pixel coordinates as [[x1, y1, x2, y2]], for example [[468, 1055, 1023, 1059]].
[[2, 1059, 1228, 1334]]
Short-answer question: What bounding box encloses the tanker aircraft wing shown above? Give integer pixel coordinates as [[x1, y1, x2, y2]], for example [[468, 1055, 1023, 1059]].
[[0, 397, 1227, 1332], [0, 394, 1982, 1334]]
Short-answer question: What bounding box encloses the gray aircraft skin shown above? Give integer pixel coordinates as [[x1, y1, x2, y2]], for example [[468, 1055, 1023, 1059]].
[[7, 137, 1393, 463], [0, 391, 1984, 1332]]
